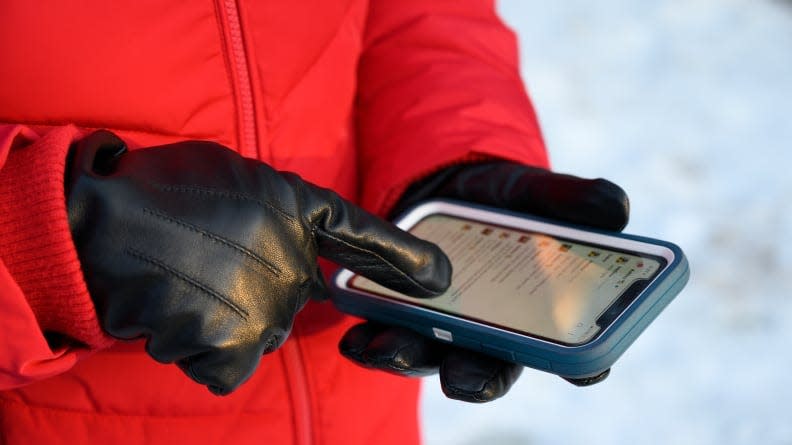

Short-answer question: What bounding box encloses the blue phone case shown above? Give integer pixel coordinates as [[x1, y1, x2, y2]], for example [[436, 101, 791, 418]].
[[330, 200, 690, 380]]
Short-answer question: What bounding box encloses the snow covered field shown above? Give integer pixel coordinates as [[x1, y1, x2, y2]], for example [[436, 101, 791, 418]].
[[421, 1, 792, 444]]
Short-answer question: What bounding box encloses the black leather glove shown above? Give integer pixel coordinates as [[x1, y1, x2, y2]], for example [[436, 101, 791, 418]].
[[67, 130, 451, 395], [340, 161, 629, 402]]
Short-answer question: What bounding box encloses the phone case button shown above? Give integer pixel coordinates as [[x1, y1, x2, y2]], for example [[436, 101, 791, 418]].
[[432, 327, 453, 342]]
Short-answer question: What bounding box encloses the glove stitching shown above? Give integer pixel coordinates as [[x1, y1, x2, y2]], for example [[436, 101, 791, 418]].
[[152, 184, 295, 224], [142, 208, 281, 276], [472, 364, 505, 402], [381, 342, 422, 374], [314, 227, 437, 296], [125, 248, 249, 320], [445, 360, 503, 402]]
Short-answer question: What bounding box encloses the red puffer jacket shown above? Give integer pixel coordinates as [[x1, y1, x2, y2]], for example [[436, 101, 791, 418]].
[[0, 1, 547, 443]]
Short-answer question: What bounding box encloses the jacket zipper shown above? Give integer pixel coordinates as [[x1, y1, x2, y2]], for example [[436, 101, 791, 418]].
[[217, 2, 313, 444], [220, 0, 259, 158], [281, 337, 314, 445]]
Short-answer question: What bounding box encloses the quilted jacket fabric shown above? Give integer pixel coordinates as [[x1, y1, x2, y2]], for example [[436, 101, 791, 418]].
[[0, 1, 548, 443]]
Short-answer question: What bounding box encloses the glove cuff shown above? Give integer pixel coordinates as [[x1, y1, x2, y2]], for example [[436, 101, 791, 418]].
[[0, 125, 113, 349]]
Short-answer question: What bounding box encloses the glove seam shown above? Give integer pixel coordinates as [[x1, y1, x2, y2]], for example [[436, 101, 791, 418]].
[[443, 360, 502, 402], [474, 364, 504, 401], [152, 183, 295, 224], [125, 247, 249, 320], [374, 342, 416, 373], [142, 207, 281, 276], [362, 346, 427, 376]]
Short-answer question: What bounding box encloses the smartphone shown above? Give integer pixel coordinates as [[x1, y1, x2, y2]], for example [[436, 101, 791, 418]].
[[331, 199, 689, 380]]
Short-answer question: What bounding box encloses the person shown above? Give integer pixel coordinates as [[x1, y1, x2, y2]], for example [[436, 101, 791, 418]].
[[0, 1, 628, 444]]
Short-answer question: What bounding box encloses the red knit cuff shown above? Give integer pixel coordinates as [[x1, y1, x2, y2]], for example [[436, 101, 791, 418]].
[[0, 125, 114, 350]]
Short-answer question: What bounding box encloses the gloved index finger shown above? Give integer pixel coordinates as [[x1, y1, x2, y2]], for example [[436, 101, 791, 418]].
[[310, 192, 452, 298]]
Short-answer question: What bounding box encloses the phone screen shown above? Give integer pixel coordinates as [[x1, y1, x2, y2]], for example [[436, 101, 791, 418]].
[[349, 214, 667, 345]]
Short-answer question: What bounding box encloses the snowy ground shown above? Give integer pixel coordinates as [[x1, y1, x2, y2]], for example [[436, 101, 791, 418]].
[[421, 1, 792, 444]]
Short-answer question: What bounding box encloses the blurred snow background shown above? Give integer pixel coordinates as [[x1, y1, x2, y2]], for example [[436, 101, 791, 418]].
[[421, 1, 792, 444]]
